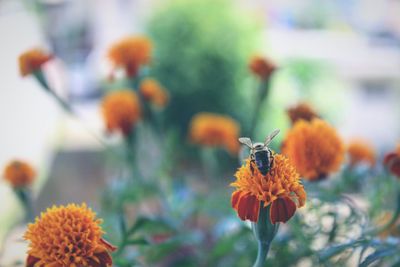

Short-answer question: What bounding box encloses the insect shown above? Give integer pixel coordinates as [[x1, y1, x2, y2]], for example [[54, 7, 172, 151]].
[[239, 129, 280, 176]]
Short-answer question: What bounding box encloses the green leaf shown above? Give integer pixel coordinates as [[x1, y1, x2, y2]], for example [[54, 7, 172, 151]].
[[359, 247, 398, 267], [319, 239, 368, 261]]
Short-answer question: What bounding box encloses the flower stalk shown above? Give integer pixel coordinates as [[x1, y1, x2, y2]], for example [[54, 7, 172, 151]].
[[249, 80, 270, 138], [252, 204, 279, 267]]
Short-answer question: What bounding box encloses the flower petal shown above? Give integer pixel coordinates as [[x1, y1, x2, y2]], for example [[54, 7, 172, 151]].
[[270, 197, 296, 224], [237, 192, 259, 222], [389, 158, 400, 177], [100, 238, 117, 252], [26, 255, 40, 267]]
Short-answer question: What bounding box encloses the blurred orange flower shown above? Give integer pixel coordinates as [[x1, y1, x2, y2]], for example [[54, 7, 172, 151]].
[[139, 78, 169, 108], [383, 144, 400, 178], [108, 36, 152, 77], [3, 160, 35, 188], [287, 102, 319, 125], [249, 56, 276, 80], [101, 90, 141, 136], [282, 119, 345, 181], [18, 48, 52, 77], [24, 203, 116, 267], [189, 113, 240, 155], [231, 155, 306, 224], [347, 140, 375, 167]]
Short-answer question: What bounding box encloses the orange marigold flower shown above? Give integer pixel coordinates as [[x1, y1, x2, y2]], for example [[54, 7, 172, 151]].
[[3, 160, 35, 188], [19, 48, 52, 77], [108, 36, 152, 77], [189, 113, 240, 155], [101, 90, 141, 137], [281, 119, 345, 181], [347, 140, 376, 167], [139, 78, 169, 108], [383, 144, 400, 178], [231, 154, 306, 224], [249, 56, 276, 80], [24, 203, 116, 267], [287, 102, 319, 124]]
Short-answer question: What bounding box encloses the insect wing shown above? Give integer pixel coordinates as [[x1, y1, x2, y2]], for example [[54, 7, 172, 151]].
[[238, 137, 253, 148], [264, 129, 280, 145]]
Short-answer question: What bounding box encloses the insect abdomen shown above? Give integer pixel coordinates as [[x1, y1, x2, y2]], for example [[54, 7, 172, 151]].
[[254, 150, 271, 176]]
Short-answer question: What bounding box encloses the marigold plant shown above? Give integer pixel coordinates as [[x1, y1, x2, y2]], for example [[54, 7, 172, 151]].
[[347, 140, 375, 167], [249, 56, 276, 80], [101, 90, 141, 137], [189, 113, 240, 155], [108, 36, 152, 77], [18, 48, 52, 77], [139, 78, 169, 108], [282, 119, 345, 181], [287, 102, 319, 125], [384, 144, 400, 178], [3, 160, 35, 188], [231, 154, 306, 224], [24, 203, 116, 267]]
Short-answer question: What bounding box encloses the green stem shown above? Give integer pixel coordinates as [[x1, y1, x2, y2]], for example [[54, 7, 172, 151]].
[[15, 188, 34, 222], [249, 80, 271, 138], [253, 241, 271, 267], [252, 203, 279, 267], [201, 147, 219, 180]]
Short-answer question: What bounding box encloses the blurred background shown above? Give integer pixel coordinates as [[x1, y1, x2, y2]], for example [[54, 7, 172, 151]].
[[0, 0, 400, 265]]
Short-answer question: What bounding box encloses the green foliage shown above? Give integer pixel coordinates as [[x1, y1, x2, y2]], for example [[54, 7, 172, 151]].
[[147, 0, 260, 135]]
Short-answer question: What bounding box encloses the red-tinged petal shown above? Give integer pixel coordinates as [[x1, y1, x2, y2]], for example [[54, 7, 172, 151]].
[[237, 193, 259, 222], [26, 255, 40, 267], [247, 197, 260, 222], [231, 190, 242, 209], [237, 192, 250, 221], [384, 152, 398, 165], [96, 251, 113, 267], [100, 238, 117, 252], [389, 158, 400, 177], [270, 197, 297, 224]]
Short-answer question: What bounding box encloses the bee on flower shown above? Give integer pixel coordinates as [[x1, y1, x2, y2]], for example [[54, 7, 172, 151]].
[[108, 36, 152, 78], [24, 203, 116, 267], [139, 78, 169, 108], [101, 90, 142, 137], [286, 102, 319, 125], [231, 153, 306, 224], [18, 48, 52, 77], [189, 113, 240, 155], [347, 140, 376, 168], [3, 160, 35, 188], [383, 144, 400, 178], [281, 119, 345, 181]]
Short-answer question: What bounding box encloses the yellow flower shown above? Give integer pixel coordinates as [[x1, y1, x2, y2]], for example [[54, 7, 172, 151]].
[[108, 36, 152, 77], [101, 90, 141, 137], [282, 119, 345, 181], [139, 78, 169, 108], [287, 102, 319, 125], [189, 113, 240, 155], [3, 160, 35, 188], [347, 140, 375, 167], [24, 203, 116, 267], [231, 154, 306, 224], [18, 49, 52, 77], [249, 56, 276, 80]]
